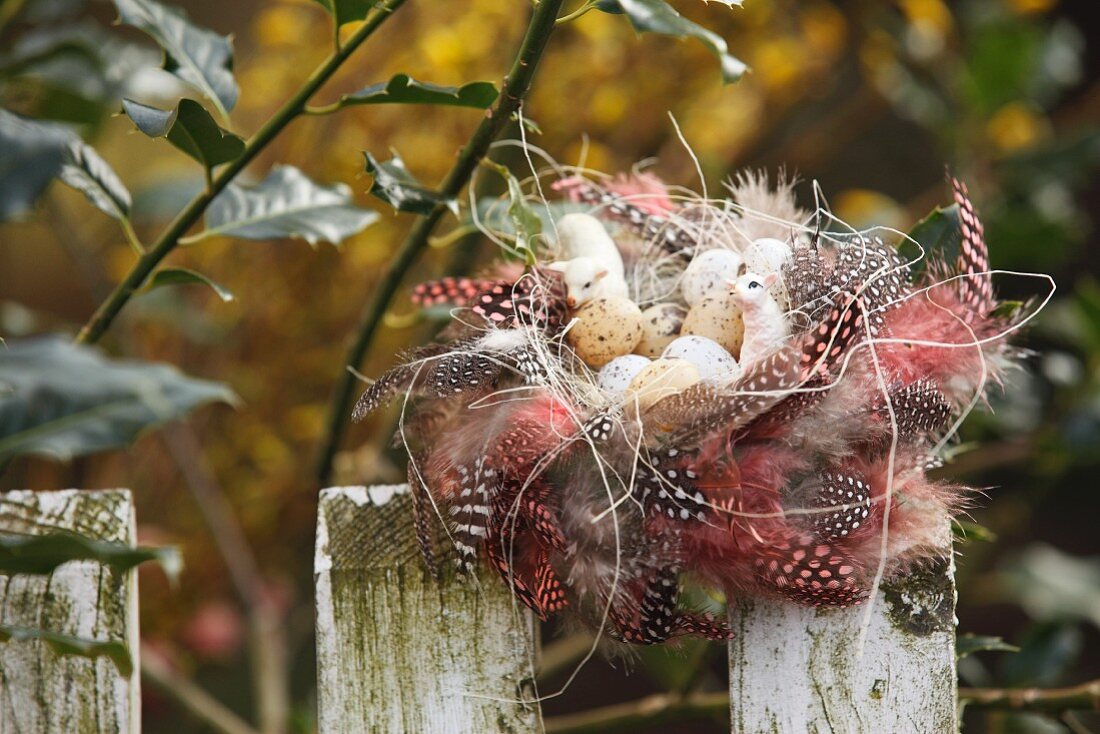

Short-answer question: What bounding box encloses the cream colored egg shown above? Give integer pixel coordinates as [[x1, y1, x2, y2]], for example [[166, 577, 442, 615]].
[[681, 249, 743, 306], [663, 335, 740, 382], [744, 237, 792, 273], [681, 292, 745, 356], [597, 354, 651, 397], [628, 358, 701, 411], [567, 297, 644, 368], [635, 303, 687, 358]]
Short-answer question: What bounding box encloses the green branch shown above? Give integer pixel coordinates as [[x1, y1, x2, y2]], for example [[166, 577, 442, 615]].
[[74, 0, 407, 345], [314, 0, 566, 486]]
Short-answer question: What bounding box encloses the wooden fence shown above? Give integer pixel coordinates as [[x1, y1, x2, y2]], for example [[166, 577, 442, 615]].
[[2, 487, 957, 733]]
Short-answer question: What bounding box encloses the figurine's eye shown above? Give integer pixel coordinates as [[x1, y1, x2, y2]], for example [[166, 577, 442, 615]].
[[748, 280, 762, 290]]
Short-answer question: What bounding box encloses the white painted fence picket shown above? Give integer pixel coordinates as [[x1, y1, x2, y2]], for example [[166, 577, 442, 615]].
[[315, 486, 541, 734], [317, 485, 958, 734], [0, 489, 140, 734]]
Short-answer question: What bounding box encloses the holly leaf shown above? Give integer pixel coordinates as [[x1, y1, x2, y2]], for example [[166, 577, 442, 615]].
[[145, 267, 234, 302], [363, 151, 453, 216], [901, 204, 961, 272], [59, 139, 131, 221], [0, 108, 70, 221], [0, 626, 133, 677], [0, 335, 237, 462], [487, 162, 541, 264], [957, 633, 1018, 660], [337, 74, 498, 109], [201, 165, 379, 246], [602, 0, 747, 83], [111, 0, 238, 117], [122, 98, 244, 173], [311, 0, 376, 27], [0, 531, 180, 580]]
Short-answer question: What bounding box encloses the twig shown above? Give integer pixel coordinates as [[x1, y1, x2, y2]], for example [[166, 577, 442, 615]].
[[141, 643, 262, 734], [161, 424, 289, 734], [960, 679, 1100, 713], [314, 0, 566, 486], [544, 691, 728, 734], [162, 425, 264, 609], [74, 0, 408, 346]]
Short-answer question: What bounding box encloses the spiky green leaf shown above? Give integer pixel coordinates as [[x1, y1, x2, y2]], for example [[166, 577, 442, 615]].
[[0, 531, 180, 580], [145, 267, 234, 302], [111, 0, 238, 116], [338, 74, 498, 109], [0, 335, 237, 462], [201, 165, 378, 245], [363, 151, 453, 216], [122, 98, 244, 173], [59, 140, 131, 220], [601, 0, 747, 83], [901, 204, 962, 272], [957, 633, 1019, 660], [0, 108, 70, 221], [0, 626, 133, 677]]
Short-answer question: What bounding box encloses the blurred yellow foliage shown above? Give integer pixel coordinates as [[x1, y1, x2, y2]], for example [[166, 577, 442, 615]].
[[987, 101, 1051, 152], [1003, 0, 1058, 15]]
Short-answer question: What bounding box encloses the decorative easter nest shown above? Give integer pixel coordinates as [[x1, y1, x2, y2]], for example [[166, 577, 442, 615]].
[[354, 166, 1036, 645]]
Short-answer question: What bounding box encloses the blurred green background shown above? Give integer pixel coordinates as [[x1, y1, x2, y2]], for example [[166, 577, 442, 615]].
[[1, 0, 1098, 731]]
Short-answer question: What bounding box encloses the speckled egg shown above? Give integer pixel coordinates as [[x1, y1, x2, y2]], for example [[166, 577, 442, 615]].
[[568, 297, 644, 368], [681, 249, 743, 307], [663, 335, 740, 382], [681, 292, 745, 355], [635, 303, 687, 357], [596, 354, 651, 397], [628, 358, 701, 411], [743, 237, 792, 273]]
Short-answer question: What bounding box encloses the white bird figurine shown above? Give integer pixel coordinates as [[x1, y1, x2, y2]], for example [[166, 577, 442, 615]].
[[729, 271, 790, 366]]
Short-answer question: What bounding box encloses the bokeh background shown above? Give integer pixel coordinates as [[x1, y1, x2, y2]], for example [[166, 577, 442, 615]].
[[2, 0, 1099, 731]]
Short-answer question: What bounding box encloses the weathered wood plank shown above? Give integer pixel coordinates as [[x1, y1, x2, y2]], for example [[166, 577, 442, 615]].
[[315, 485, 540, 734], [0, 489, 140, 734], [728, 528, 957, 733]]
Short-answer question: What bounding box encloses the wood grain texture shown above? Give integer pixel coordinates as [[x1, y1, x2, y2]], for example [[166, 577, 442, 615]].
[[728, 527, 957, 733], [315, 485, 540, 734], [0, 489, 139, 734]]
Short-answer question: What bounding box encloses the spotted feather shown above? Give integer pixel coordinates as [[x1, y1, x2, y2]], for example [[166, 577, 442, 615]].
[[799, 294, 866, 381], [952, 177, 994, 321], [756, 536, 866, 607], [411, 276, 497, 307], [876, 379, 952, 440], [811, 469, 873, 541], [636, 447, 709, 524]]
